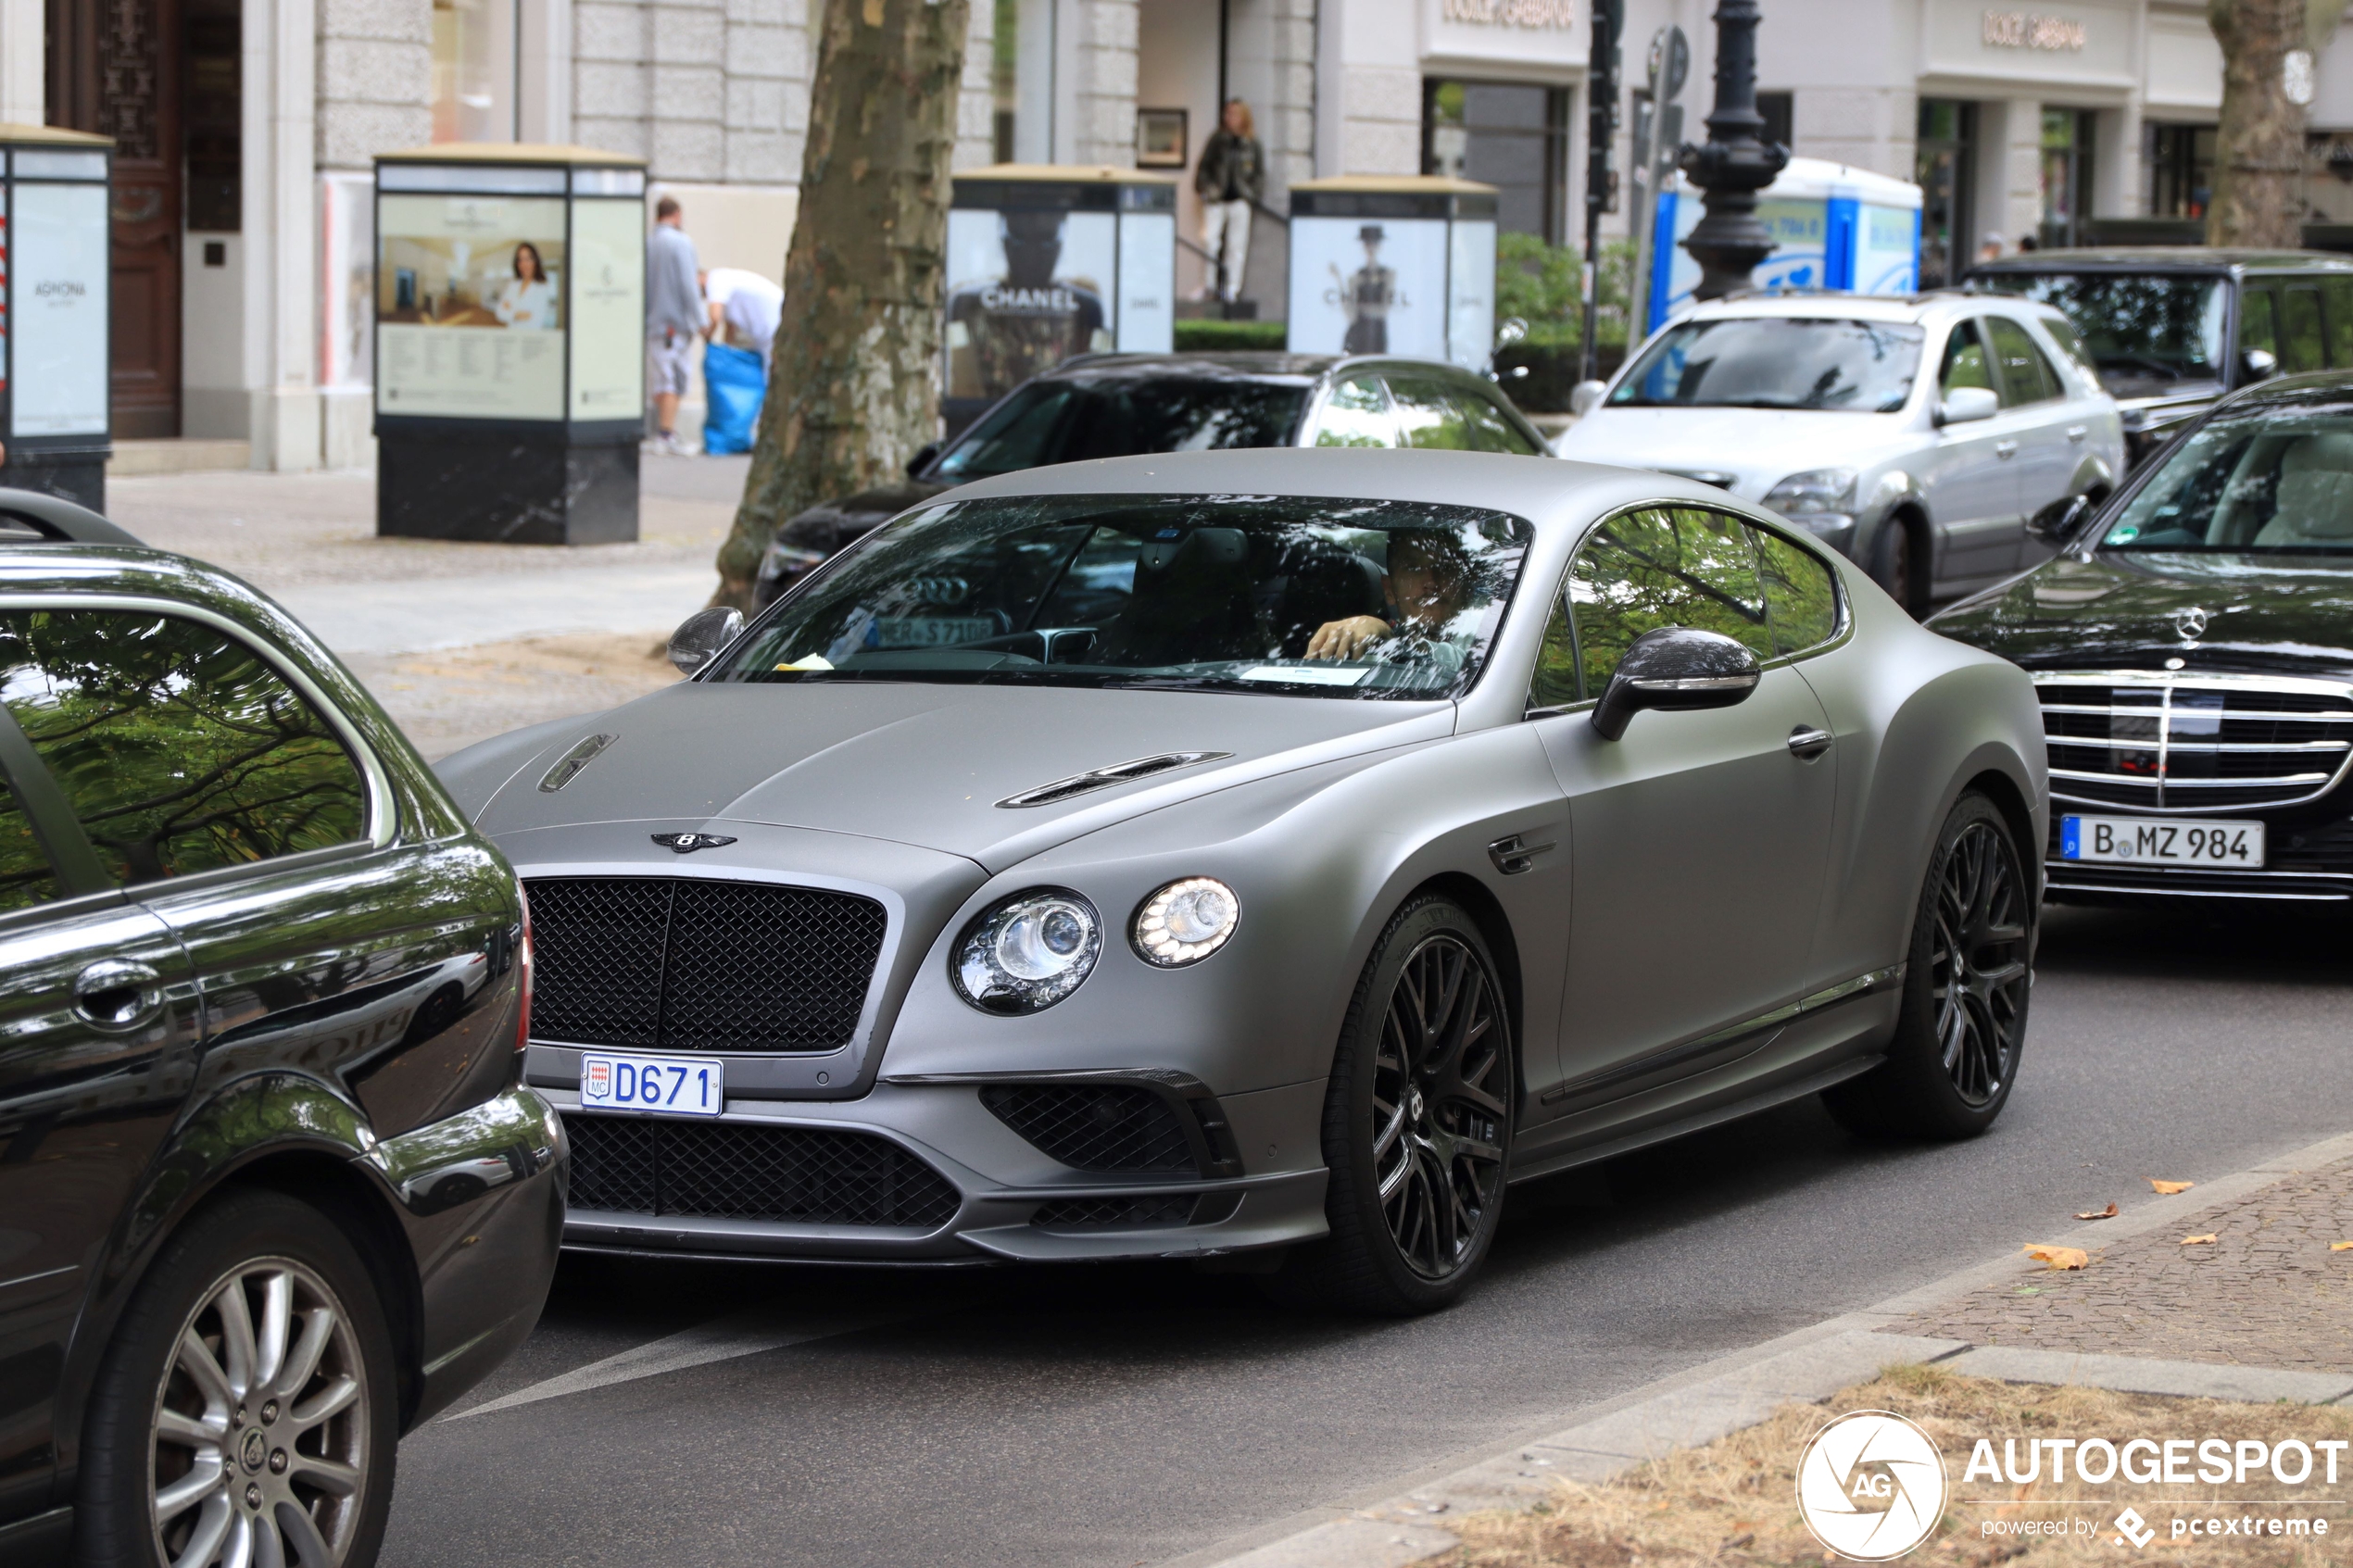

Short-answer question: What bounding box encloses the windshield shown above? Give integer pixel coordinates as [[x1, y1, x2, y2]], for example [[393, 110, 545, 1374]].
[[2101, 405, 2353, 553], [1609, 318, 1925, 412], [930, 379, 1309, 481], [1976, 272, 2227, 397], [714, 495, 1531, 699]]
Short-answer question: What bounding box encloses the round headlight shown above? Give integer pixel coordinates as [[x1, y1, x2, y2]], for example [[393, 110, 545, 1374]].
[[1132, 877, 1239, 967], [953, 889, 1101, 1013]]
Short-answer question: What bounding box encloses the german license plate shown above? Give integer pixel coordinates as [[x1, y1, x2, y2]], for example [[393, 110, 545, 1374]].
[[2060, 815, 2265, 867], [578, 1052, 724, 1116]]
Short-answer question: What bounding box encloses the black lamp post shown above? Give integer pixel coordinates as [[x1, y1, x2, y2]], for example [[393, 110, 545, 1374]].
[[1678, 0, 1787, 301]]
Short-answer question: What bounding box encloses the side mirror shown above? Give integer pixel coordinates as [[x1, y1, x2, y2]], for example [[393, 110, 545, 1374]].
[[2240, 346, 2279, 383], [1495, 316, 1529, 350], [1592, 627, 1762, 742], [2026, 492, 2095, 546], [1568, 380, 1607, 417], [905, 442, 940, 479], [1935, 385, 1999, 425], [668, 606, 745, 674]]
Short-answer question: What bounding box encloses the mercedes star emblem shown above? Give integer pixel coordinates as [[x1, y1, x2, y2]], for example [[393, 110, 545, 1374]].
[[2172, 606, 2208, 642], [651, 832, 737, 854]]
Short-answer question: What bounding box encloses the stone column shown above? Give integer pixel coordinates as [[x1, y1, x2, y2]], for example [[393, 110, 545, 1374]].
[[0, 0, 43, 124], [1066, 0, 1139, 166]]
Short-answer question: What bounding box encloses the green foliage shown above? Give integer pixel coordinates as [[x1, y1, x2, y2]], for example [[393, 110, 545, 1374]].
[[1175, 318, 1288, 351], [1494, 232, 1639, 348], [1, 610, 365, 885]]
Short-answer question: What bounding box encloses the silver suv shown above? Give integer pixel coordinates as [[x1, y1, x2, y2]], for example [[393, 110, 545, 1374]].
[[1554, 292, 2125, 610]]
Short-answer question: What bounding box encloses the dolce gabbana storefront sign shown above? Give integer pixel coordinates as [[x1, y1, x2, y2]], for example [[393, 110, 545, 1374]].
[[1423, 0, 1583, 72], [1922, 0, 2133, 83]]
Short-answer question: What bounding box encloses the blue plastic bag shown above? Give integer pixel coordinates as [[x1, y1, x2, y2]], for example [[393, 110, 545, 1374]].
[[701, 342, 766, 455]]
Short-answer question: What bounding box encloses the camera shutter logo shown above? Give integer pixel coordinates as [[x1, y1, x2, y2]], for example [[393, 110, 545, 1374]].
[[1794, 1410, 1947, 1560]]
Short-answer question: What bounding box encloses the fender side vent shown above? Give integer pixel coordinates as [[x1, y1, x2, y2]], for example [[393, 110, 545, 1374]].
[[996, 751, 1230, 809]]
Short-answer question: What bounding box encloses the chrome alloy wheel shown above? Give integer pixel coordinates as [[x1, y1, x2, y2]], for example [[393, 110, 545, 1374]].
[[1931, 820, 2030, 1107], [1372, 934, 1509, 1280], [148, 1257, 371, 1568]]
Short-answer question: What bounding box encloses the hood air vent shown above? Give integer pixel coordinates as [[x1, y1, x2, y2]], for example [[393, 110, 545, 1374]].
[[539, 733, 618, 793], [996, 751, 1232, 809]]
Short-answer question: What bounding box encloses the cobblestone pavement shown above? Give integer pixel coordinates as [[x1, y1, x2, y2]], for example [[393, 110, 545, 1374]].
[[1883, 1156, 2353, 1373]]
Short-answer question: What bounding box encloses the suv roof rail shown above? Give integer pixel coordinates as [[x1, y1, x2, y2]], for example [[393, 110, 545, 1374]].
[[0, 488, 142, 546]]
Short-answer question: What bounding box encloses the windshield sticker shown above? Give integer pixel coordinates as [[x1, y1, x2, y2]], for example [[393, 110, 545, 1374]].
[[1239, 665, 1372, 686]]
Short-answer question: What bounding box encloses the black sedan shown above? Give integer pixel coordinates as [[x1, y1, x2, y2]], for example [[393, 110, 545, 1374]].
[[1931, 372, 2353, 901], [752, 352, 1553, 604], [0, 495, 562, 1567]]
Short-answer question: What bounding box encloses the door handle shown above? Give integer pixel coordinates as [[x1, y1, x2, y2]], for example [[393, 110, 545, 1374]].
[[2066, 424, 2088, 443], [1787, 726, 1834, 759], [73, 960, 163, 1031], [1994, 440, 2019, 458]]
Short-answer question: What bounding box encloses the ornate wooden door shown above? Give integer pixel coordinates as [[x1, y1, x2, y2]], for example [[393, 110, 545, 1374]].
[[46, 0, 183, 438]]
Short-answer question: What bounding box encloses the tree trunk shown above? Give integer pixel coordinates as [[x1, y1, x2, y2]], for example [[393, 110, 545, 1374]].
[[711, 0, 973, 609], [2207, 0, 2350, 245]]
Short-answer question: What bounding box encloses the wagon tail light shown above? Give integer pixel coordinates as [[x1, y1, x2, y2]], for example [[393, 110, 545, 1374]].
[[513, 882, 534, 1053]]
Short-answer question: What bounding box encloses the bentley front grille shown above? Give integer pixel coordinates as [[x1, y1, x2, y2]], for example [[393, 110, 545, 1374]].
[[526, 876, 887, 1053], [564, 1113, 960, 1229], [2033, 672, 2353, 813]]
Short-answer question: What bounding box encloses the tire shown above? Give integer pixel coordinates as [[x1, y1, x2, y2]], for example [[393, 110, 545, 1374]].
[[1268, 895, 1515, 1315], [1824, 792, 2034, 1140], [1871, 515, 1924, 615], [74, 1190, 399, 1568]]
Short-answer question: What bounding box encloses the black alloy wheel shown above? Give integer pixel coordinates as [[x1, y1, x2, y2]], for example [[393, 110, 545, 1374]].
[[1824, 791, 2033, 1139], [1872, 519, 1923, 615], [1272, 895, 1515, 1315], [1931, 817, 2031, 1106]]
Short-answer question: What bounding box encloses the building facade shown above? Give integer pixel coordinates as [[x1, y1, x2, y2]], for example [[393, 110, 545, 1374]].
[[4, 0, 2343, 469]]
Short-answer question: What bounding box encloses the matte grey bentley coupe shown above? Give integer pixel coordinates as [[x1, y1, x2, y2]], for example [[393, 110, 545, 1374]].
[[436, 448, 2047, 1313]]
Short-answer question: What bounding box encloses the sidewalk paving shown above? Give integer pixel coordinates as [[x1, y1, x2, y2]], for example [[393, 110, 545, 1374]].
[[107, 456, 743, 756], [1184, 1135, 2353, 1568]]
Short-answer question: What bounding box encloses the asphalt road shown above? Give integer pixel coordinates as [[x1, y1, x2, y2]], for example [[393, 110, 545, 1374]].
[[382, 900, 2353, 1567]]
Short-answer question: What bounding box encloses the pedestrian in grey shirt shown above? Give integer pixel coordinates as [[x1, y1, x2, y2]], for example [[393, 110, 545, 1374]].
[[648, 196, 703, 455]]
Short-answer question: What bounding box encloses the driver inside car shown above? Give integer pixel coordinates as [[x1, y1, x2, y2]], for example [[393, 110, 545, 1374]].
[[1304, 531, 1477, 660]]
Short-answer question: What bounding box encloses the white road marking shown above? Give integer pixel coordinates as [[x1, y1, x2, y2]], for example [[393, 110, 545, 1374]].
[[443, 1305, 913, 1421]]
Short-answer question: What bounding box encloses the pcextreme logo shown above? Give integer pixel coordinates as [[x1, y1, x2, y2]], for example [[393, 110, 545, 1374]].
[[1794, 1410, 1948, 1561]]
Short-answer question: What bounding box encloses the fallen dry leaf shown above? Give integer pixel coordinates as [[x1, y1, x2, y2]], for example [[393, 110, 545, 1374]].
[[2332, 1241, 2353, 1252], [2023, 1243, 2089, 1270], [2149, 1178, 2195, 1194], [2074, 1202, 2119, 1221], [2180, 1234, 2219, 1246]]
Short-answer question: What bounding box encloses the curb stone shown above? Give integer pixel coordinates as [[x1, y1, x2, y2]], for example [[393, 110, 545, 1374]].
[[1172, 1127, 2353, 1568]]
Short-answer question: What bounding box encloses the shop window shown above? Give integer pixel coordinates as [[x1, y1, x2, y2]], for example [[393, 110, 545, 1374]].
[[184, 0, 239, 233], [2039, 108, 2095, 250], [1756, 93, 1793, 153], [993, 0, 1017, 164], [2304, 132, 2353, 224], [1917, 100, 1976, 287], [1423, 80, 1569, 243], [432, 0, 516, 144], [2146, 123, 2214, 220]]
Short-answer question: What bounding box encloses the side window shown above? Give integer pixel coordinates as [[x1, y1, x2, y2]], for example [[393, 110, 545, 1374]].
[[2323, 278, 2353, 366], [1566, 508, 1773, 698], [1938, 321, 1993, 397], [1387, 377, 1477, 450], [1750, 524, 1841, 656], [0, 609, 368, 885], [1311, 376, 1398, 447], [2283, 284, 2326, 373], [1459, 391, 1545, 455], [1986, 317, 2060, 406], [2241, 286, 2279, 362], [1529, 596, 1580, 709], [0, 770, 61, 915]]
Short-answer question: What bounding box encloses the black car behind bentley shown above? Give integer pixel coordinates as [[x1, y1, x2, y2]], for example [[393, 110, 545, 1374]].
[[1931, 372, 2353, 901]]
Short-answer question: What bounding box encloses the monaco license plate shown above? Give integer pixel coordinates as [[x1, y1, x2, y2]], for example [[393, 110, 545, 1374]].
[[2060, 815, 2265, 868], [578, 1052, 724, 1116]]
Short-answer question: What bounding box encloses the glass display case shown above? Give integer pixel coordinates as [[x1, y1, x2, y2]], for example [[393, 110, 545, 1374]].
[[373, 144, 647, 544], [0, 125, 113, 510], [1286, 177, 1498, 371]]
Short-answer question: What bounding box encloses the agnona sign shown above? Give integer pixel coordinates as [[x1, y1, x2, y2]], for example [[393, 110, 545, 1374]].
[[1982, 9, 2088, 49], [1441, 0, 1576, 30]]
